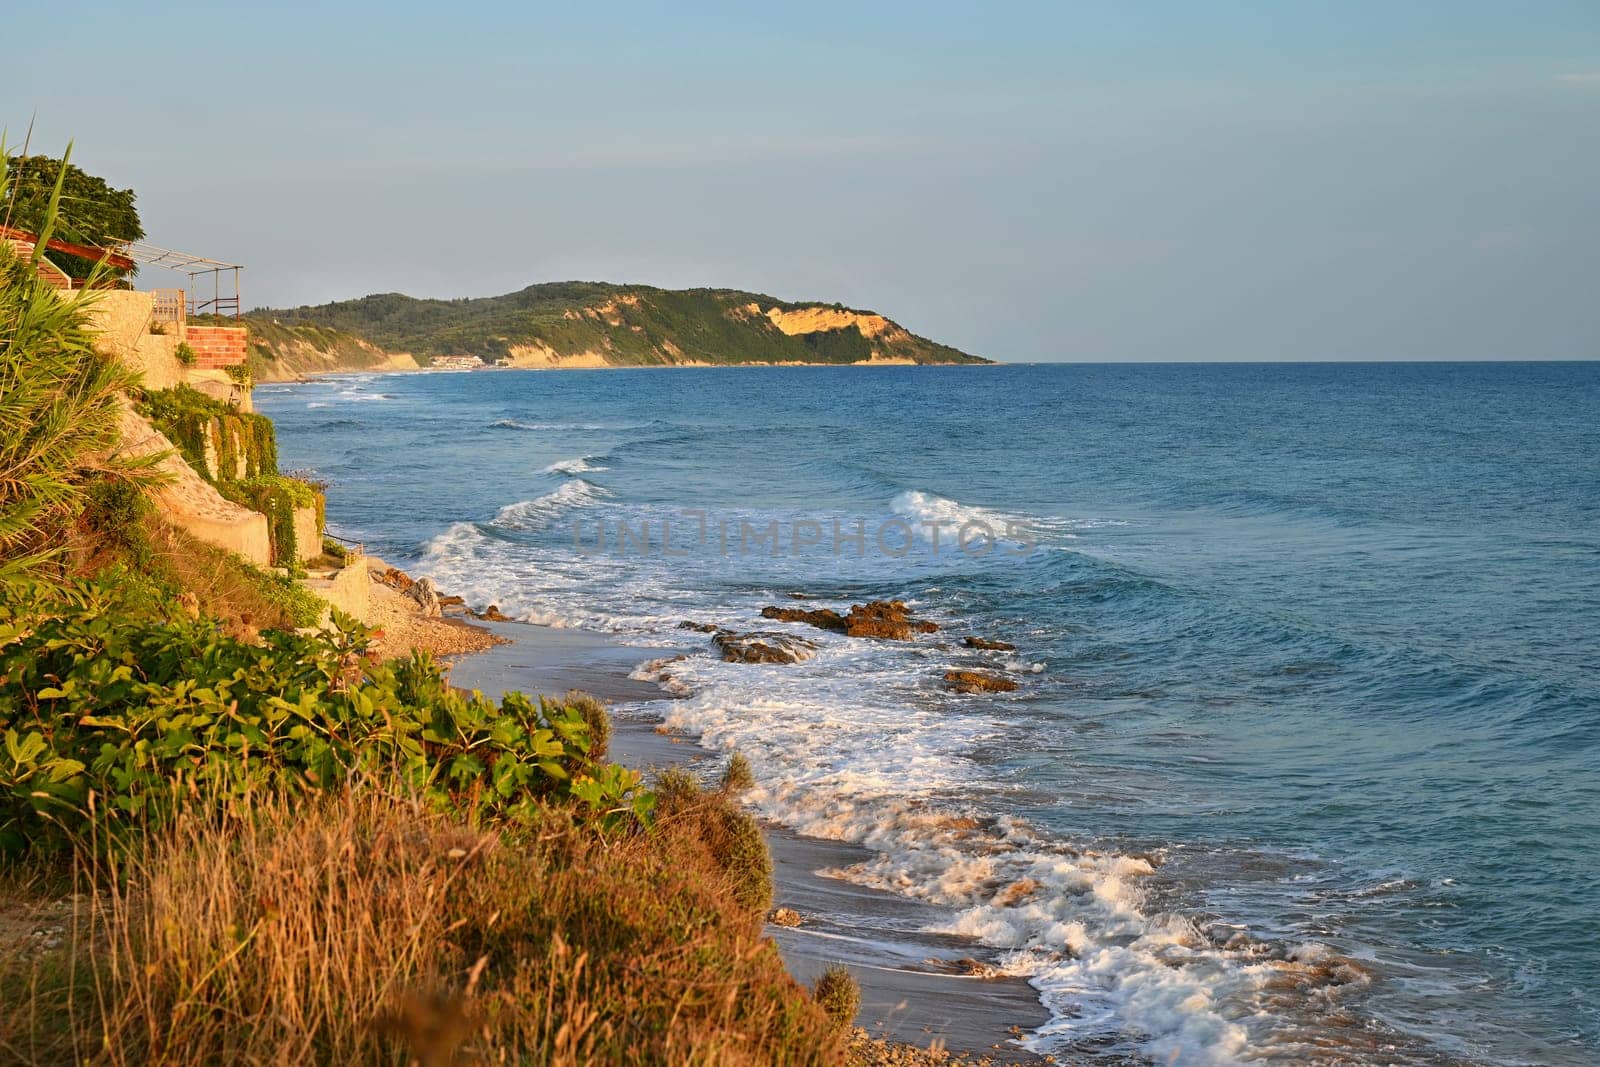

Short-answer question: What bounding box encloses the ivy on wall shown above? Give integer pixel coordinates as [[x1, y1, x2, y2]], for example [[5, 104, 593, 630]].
[[135, 386, 319, 566]]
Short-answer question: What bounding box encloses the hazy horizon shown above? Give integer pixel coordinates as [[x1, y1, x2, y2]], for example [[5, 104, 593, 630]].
[[5, 1, 1598, 362]]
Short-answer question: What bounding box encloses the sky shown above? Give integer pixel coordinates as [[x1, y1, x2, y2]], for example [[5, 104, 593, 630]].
[[4, 1, 1598, 362]]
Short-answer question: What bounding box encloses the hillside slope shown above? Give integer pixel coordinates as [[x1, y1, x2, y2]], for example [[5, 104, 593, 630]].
[[245, 282, 988, 377]]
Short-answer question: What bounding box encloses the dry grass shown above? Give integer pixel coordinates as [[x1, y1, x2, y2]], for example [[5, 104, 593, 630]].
[[0, 785, 840, 1066]]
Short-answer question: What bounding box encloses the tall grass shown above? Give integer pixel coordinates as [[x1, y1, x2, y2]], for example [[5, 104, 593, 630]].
[[0, 784, 840, 1066]]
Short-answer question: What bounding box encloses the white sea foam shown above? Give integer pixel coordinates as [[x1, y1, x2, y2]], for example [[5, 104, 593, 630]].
[[490, 479, 606, 529], [650, 630, 1368, 1065], [406, 490, 1356, 1064], [492, 418, 626, 432], [890, 489, 1077, 545], [542, 455, 608, 475]]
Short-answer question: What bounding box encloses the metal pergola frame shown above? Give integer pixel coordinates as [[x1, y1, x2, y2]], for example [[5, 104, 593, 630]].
[[123, 242, 243, 319]]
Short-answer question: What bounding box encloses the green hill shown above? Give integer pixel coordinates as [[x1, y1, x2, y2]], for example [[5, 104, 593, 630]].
[[244, 282, 989, 378]]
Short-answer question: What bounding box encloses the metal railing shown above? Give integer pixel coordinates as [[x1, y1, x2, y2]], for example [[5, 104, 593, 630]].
[[323, 529, 367, 560], [151, 288, 185, 326]]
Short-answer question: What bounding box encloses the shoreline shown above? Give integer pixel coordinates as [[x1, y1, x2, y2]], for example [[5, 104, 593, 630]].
[[447, 620, 1052, 1065], [256, 361, 1002, 384]]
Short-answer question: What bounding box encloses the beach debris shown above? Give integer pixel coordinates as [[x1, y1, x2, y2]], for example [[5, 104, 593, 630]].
[[713, 630, 818, 664], [762, 599, 937, 640], [407, 576, 441, 617], [769, 906, 803, 927], [963, 636, 1015, 652], [943, 670, 1017, 694]]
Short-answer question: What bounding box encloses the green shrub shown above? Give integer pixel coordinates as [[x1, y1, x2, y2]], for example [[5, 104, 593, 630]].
[[654, 766, 702, 806], [562, 690, 610, 761], [241, 559, 324, 627], [721, 751, 755, 793], [78, 478, 154, 565], [812, 965, 860, 1027], [174, 341, 196, 366], [711, 804, 773, 912], [0, 581, 653, 857]]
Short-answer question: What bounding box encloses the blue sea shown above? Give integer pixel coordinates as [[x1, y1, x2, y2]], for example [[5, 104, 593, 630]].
[[258, 362, 1600, 1066]]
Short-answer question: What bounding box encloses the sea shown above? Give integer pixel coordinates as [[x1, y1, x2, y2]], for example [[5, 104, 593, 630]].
[[257, 361, 1600, 1066]]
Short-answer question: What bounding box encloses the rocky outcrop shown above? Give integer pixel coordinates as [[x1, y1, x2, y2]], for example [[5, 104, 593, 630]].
[[761, 605, 846, 632], [943, 670, 1017, 694], [761, 600, 937, 641], [408, 576, 441, 617], [844, 600, 938, 640], [713, 630, 818, 665], [964, 636, 1015, 652]]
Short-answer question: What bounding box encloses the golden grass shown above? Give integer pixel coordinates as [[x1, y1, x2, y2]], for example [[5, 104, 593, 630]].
[[0, 785, 840, 1066]]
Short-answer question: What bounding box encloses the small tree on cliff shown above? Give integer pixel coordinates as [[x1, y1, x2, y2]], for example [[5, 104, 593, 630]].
[[2, 152, 144, 280]]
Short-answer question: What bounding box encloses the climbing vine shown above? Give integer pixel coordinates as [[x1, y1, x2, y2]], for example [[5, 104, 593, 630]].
[[134, 386, 318, 565]]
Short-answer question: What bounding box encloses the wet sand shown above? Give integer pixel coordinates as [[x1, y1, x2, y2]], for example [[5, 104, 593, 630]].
[[448, 620, 1051, 1064]]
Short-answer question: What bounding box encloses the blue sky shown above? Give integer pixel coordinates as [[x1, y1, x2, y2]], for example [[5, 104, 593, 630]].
[[5, 1, 1598, 360]]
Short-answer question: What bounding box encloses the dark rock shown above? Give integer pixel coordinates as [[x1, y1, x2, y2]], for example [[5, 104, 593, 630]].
[[713, 630, 818, 665], [844, 600, 938, 640], [943, 669, 1017, 693], [761, 599, 937, 640], [476, 604, 513, 622], [373, 566, 415, 592], [678, 620, 720, 633], [761, 605, 847, 632], [964, 636, 1015, 652]]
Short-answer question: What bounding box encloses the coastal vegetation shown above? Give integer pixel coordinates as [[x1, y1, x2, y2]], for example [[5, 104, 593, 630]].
[[133, 383, 326, 566], [246, 282, 989, 374], [1, 151, 143, 281], [0, 231, 143, 579], [0, 157, 856, 1064]]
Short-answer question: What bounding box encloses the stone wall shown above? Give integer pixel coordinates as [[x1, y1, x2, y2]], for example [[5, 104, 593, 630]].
[[301, 556, 369, 626], [292, 505, 322, 563], [115, 407, 271, 567], [79, 290, 189, 388]]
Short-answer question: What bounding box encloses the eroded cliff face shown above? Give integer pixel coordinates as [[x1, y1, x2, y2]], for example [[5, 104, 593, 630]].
[[763, 305, 906, 342], [247, 327, 420, 381]]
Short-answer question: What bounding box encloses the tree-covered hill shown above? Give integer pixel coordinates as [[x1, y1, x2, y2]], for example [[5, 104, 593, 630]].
[[245, 282, 989, 375]]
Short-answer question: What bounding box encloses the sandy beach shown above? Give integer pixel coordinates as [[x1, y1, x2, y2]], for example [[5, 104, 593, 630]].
[[447, 620, 1052, 1065]]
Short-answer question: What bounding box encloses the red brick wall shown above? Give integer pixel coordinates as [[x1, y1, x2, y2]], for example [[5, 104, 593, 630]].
[[185, 325, 248, 368]]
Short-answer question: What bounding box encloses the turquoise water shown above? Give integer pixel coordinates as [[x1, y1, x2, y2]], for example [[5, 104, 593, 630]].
[[259, 362, 1600, 1066]]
